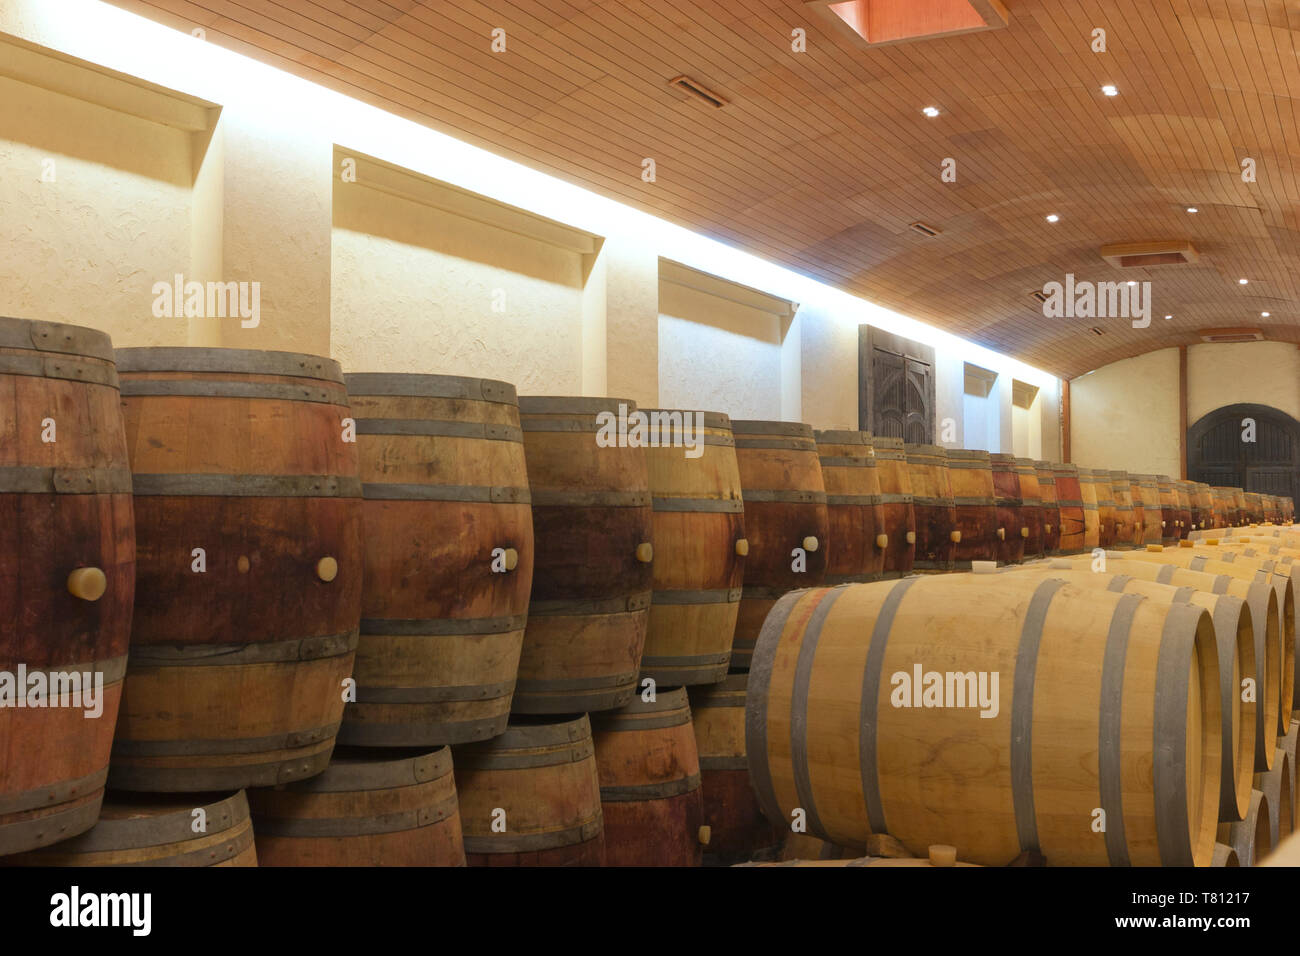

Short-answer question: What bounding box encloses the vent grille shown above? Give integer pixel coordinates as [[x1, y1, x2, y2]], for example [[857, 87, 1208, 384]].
[[1198, 327, 1265, 343], [1089, 327, 1105, 336], [1029, 290, 1049, 304], [1100, 240, 1199, 269], [909, 221, 941, 237], [668, 75, 727, 108]]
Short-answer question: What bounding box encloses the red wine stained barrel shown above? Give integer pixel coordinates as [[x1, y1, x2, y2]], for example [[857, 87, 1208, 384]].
[[1091, 469, 1117, 549], [0, 316, 135, 854], [815, 430, 884, 583], [1016, 458, 1045, 559], [1035, 461, 1061, 555], [1053, 463, 1085, 555], [731, 420, 828, 670], [947, 449, 997, 568], [872, 437, 915, 577], [515, 397, 653, 713], [592, 687, 705, 866], [112, 347, 362, 792], [247, 747, 465, 866], [905, 444, 957, 572], [339, 374, 532, 746], [991, 453, 1025, 565]]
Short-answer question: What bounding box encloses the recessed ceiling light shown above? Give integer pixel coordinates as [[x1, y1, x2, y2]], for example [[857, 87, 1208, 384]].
[[1187, 207, 1198, 213], [1239, 278, 1249, 285], [1101, 85, 1118, 96], [1127, 280, 1137, 286], [1164, 315, 1173, 320], [1045, 214, 1059, 222], [1262, 311, 1271, 317], [922, 106, 940, 117]]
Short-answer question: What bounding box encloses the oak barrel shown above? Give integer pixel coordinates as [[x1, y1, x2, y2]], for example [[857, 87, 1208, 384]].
[[339, 373, 532, 746], [872, 437, 916, 577], [731, 420, 828, 670], [1052, 462, 1086, 554], [990, 453, 1024, 565], [1157, 476, 1179, 544], [1015, 458, 1045, 558], [947, 449, 997, 567], [642, 410, 745, 685], [515, 397, 653, 713], [0, 316, 135, 855], [1175, 481, 1195, 538], [815, 430, 885, 583], [1136, 475, 1163, 545], [1089, 469, 1117, 549], [453, 715, 604, 866], [1255, 748, 1292, 852], [905, 444, 957, 571], [1034, 461, 1061, 555], [1079, 466, 1101, 551], [746, 575, 1222, 866], [112, 347, 362, 791], [1219, 789, 1269, 867], [247, 746, 465, 866], [591, 687, 705, 866], [1109, 470, 1135, 549]]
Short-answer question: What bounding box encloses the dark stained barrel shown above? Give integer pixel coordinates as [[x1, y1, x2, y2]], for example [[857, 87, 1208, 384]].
[[642, 410, 745, 685], [1015, 458, 1045, 559], [872, 437, 915, 577], [1090, 468, 1117, 548], [947, 449, 997, 568], [339, 374, 532, 746], [1158, 476, 1180, 543], [731, 421, 828, 670], [1078, 468, 1102, 550], [815, 430, 884, 584], [515, 397, 653, 713], [1110, 470, 1136, 549], [1175, 481, 1195, 539], [1245, 491, 1264, 527], [1194, 483, 1215, 533], [905, 444, 957, 571], [0, 316, 135, 854], [990, 453, 1024, 565], [112, 347, 362, 792], [1034, 461, 1061, 555], [1053, 462, 1086, 554]]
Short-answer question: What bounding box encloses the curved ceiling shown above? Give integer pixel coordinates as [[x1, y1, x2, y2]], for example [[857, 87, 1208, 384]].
[[110, 0, 1300, 378]]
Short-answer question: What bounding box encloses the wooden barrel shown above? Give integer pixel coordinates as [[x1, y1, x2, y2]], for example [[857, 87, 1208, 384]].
[[1284, 721, 1300, 833], [1175, 480, 1195, 540], [905, 445, 957, 571], [871, 437, 915, 577], [4, 791, 256, 866], [1034, 462, 1061, 555], [1032, 552, 1280, 774], [246, 747, 464, 866], [1079, 466, 1101, 550], [591, 687, 705, 866], [1219, 789, 1270, 866], [1089, 468, 1117, 548], [1015, 458, 1045, 559], [688, 674, 779, 862], [1109, 470, 1136, 549], [947, 449, 997, 568], [1255, 748, 1292, 852], [990, 454, 1024, 565], [1053, 463, 1086, 554], [642, 409, 744, 685], [815, 430, 884, 584], [1194, 483, 1216, 533], [1128, 473, 1149, 546], [1136, 475, 1163, 544], [1007, 563, 1254, 820], [1212, 487, 1234, 529], [731, 421, 828, 671], [779, 832, 858, 861], [1234, 489, 1250, 527], [750, 842, 977, 867], [0, 316, 135, 855], [1246, 492, 1265, 525], [1212, 842, 1239, 866], [1157, 476, 1180, 543], [746, 575, 1223, 866], [338, 374, 531, 746], [112, 347, 362, 791], [453, 715, 604, 865], [515, 397, 652, 713]]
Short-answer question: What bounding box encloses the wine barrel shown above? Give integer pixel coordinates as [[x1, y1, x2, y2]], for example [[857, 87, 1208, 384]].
[[0, 316, 135, 855], [1211, 488, 1235, 529], [1080, 467, 1101, 551], [990, 454, 1024, 565], [1053, 463, 1086, 554], [1109, 470, 1136, 549], [731, 420, 828, 670], [112, 347, 362, 792], [1194, 483, 1216, 533], [1233, 489, 1250, 527], [1136, 475, 1163, 545], [246, 747, 464, 866], [1089, 469, 1117, 549], [338, 374, 531, 746], [1175, 480, 1194, 540], [778, 832, 859, 861], [642, 409, 744, 685], [515, 397, 652, 713], [688, 674, 779, 862], [1157, 477, 1179, 544], [1219, 790, 1269, 867], [1246, 492, 1265, 525], [872, 437, 915, 577], [947, 449, 997, 568], [1005, 562, 1254, 820], [1255, 748, 1292, 852], [904, 444, 957, 572], [815, 430, 884, 584], [1125, 473, 1145, 547], [1285, 721, 1300, 832], [4, 791, 256, 866], [1015, 458, 1045, 559], [453, 715, 604, 866], [745, 843, 978, 867], [747, 575, 1222, 866], [1034, 461, 1061, 555], [1028, 551, 1280, 774], [1212, 842, 1239, 867], [591, 687, 705, 866]]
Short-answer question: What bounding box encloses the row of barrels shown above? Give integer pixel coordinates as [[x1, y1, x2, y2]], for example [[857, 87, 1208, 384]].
[[744, 530, 1300, 866], [5, 681, 776, 867]]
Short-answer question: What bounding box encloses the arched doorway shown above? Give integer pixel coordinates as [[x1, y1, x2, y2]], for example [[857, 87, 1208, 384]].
[[1187, 403, 1299, 500]]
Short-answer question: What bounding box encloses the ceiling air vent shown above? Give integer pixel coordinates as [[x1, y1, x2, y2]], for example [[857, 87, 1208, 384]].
[[909, 221, 941, 237], [1089, 327, 1105, 336], [668, 75, 727, 108], [1198, 327, 1265, 344], [1100, 240, 1199, 269], [1029, 290, 1049, 304]]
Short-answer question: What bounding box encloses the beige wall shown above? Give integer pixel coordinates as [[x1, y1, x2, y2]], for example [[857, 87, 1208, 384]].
[[1188, 341, 1300, 426], [1070, 348, 1181, 476]]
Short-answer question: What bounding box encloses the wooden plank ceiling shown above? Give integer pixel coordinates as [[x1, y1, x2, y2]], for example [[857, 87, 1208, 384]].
[[106, 0, 1300, 378]]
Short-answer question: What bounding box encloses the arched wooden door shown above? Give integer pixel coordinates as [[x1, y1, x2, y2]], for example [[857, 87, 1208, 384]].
[[1187, 402, 1299, 501]]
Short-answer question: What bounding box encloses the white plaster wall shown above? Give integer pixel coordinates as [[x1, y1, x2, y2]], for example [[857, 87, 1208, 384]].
[[1188, 341, 1300, 425], [0, 74, 192, 346], [797, 301, 858, 430], [657, 281, 782, 420], [1070, 347, 1180, 475], [331, 184, 585, 393]]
